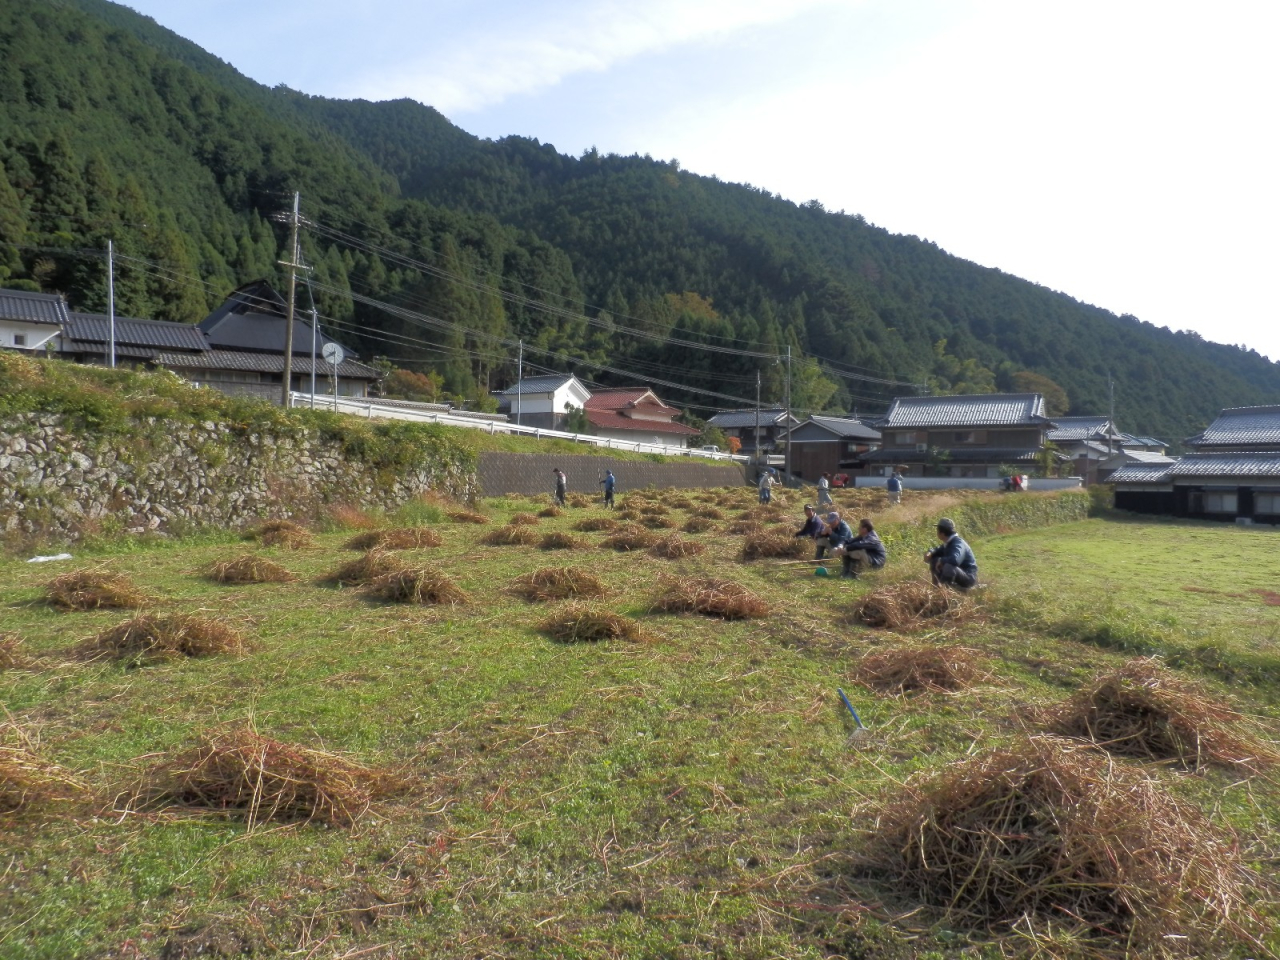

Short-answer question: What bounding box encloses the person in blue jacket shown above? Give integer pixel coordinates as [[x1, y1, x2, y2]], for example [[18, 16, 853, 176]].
[[600, 470, 616, 509], [924, 517, 978, 589], [835, 518, 887, 579], [794, 504, 826, 559], [886, 470, 903, 504], [818, 511, 853, 560]]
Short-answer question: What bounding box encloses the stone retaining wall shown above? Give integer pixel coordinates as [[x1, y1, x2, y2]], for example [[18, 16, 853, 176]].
[[478, 451, 745, 499]]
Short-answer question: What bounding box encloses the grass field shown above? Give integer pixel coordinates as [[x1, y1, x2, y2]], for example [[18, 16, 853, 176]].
[[2, 490, 1279, 960]]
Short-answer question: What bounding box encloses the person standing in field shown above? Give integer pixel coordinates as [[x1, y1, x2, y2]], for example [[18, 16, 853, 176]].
[[758, 470, 775, 504], [600, 469, 616, 509], [924, 517, 978, 590], [887, 470, 903, 505], [553, 467, 567, 507], [817, 473, 834, 508]]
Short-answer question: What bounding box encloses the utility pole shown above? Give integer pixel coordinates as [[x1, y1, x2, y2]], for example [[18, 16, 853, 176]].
[[516, 339, 523, 427], [754, 369, 761, 464], [106, 239, 116, 369], [279, 192, 301, 408], [1108, 375, 1115, 456], [309, 305, 318, 410], [783, 345, 793, 482]]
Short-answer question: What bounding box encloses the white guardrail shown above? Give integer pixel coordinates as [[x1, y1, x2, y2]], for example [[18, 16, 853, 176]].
[[290, 393, 750, 463]]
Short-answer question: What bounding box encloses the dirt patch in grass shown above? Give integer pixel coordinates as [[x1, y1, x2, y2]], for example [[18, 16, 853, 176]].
[[540, 604, 650, 643], [575, 517, 619, 533], [1043, 658, 1280, 770], [1251, 588, 1280, 606], [79, 615, 250, 664], [364, 566, 469, 606], [648, 535, 706, 560], [343, 527, 443, 551], [653, 575, 770, 620], [481, 524, 540, 547], [248, 519, 313, 550], [740, 530, 808, 561], [448, 510, 490, 525], [44, 569, 149, 611], [539, 531, 584, 550], [158, 922, 256, 960], [850, 581, 975, 631], [149, 721, 403, 826], [870, 736, 1257, 954], [512, 566, 608, 602], [853, 644, 989, 695], [206, 554, 296, 585], [1, 726, 92, 817], [600, 525, 660, 552], [325, 549, 407, 586]]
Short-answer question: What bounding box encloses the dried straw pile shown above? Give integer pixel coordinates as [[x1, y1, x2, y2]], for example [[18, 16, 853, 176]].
[[364, 566, 468, 606], [1045, 658, 1280, 770], [80, 615, 250, 664], [343, 527, 443, 551], [207, 554, 296, 585], [538, 506, 564, 518], [326, 549, 406, 586], [700, 506, 726, 521], [151, 722, 401, 826], [1, 634, 38, 671], [539, 531, 583, 550], [740, 530, 808, 561], [851, 581, 972, 631], [641, 515, 677, 530], [575, 517, 619, 533], [616, 509, 642, 522], [600, 525, 660, 552], [854, 644, 987, 695], [639, 504, 669, 516], [873, 737, 1257, 952], [325, 504, 379, 530], [508, 513, 540, 526], [653, 576, 770, 620], [44, 570, 149, 611], [512, 566, 608, 602], [540, 604, 648, 643], [682, 517, 715, 534], [480, 524, 540, 547], [250, 519, 314, 550], [1, 729, 91, 816], [648, 535, 706, 560], [727, 518, 764, 536], [448, 510, 490, 525]]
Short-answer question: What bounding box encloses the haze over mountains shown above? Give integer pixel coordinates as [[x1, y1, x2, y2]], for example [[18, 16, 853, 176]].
[[1, 0, 1277, 440]]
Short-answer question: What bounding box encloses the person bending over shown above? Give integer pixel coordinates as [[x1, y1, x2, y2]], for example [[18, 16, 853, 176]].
[[834, 518, 886, 579], [794, 504, 826, 559], [924, 517, 978, 589], [817, 511, 853, 561]]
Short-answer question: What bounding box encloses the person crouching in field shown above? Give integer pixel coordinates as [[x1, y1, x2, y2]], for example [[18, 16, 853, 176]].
[[924, 517, 978, 589], [833, 518, 886, 579], [816, 511, 853, 562], [794, 504, 826, 559]]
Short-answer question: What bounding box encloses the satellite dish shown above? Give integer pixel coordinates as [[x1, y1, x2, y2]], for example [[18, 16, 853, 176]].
[[321, 342, 345, 366]]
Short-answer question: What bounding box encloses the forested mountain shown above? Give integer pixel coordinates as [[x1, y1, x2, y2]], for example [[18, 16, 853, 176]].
[[2, 0, 1278, 439]]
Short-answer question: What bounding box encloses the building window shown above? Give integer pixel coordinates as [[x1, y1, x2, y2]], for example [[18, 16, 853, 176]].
[[895, 431, 916, 444], [1203, 491, 1237, 514], [954, 431, 975, 443], [1256, 493, 1280, 515], [13, 334, 26, 346]]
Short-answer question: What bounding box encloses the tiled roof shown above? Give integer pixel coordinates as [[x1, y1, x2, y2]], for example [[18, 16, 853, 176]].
[[794, 415, 882, 441], [64, 312, 209, 352], [1121, 450, 1176, 464], [707, 408, 796, 429], [1167, 453, 1280, 477], [875, 393, 1051, 428], [500, 374, 579, 396], [1186, 406, 1280, 447], [585, 387, 677, 413], [0, 288, 70, 326], [1109, 464, 1175, 483], [154, 349, 380, 379], [1047, 416, 1116, 441], [1120, 434, 1168, 448], [584, 409, 699, 435], [864, 447, 1051, 463]]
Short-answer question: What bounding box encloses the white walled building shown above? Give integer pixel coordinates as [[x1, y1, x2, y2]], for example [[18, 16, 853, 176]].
[[0, 288, 68, 353], [497, 374, 592, 430]]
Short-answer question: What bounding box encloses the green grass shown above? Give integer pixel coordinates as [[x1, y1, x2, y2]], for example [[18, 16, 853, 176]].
[[2, 490, 1279, 959]]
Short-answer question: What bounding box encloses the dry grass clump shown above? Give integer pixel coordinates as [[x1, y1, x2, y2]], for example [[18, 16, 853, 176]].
[[566, 493, 594, 508], [508, 512, 540, 526], [872, 736, 1257, 953], [326, 549, 406, 586], [512, 566, 608, 602], [600, 525, 660, 552], [250, 519, 314, 550], [44, 569, 149, 611], [648, 535, 706, 560], [727, 518, 764, 536], [701, 506, 726, 520], [641, 514, 677, 530], [639, 503, 669, 516], [1, 634, 38, 671], [448, 510, 490, 525], [574, 517, 619, 533], [150, 722, 401, 826], [80, 615, 249, 664], [363, 566, 468, 606], [1, 727, 92, 816], [666, 497, 694, 510], [854, 644, 988, 695], [682, 517, 715, 534], [653, 575, 770, 620], [539, 531, 584, 550], [1044, 658, 1280, 770], [325, 504, 379, 530], [616, 509, 641, 521], [343, 527, 443, 551], [740, 530, 808, 561], [480, 524, 540, 547], [851, 581, 973, 631], [540, 604, 649, 643], [207, 554, 297, 585], [538, 505, 564, 518]]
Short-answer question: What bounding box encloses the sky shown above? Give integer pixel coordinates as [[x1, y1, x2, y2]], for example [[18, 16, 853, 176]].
[[124, 0, 1280, 362]]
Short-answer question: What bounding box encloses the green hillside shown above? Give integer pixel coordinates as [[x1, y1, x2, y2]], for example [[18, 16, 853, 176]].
[[2, 0, 1278, 438]]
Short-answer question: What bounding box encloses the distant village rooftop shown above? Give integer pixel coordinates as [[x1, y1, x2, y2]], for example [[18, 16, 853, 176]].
[[873, 393, 1054, 429], [1186, 405, 1280, 448]]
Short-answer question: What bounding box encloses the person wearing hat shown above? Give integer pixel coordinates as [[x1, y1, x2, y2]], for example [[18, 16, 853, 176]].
[[924, 517, 978, 589], [794, 504, 826, 559], [816, 510, 853, 561], [600, 469, 616, 509], [834, 518, 887, 579], [553, 468, 568, 507]]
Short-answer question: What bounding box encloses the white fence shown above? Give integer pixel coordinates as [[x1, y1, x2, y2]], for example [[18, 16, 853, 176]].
[[290, 393, 749, 464]]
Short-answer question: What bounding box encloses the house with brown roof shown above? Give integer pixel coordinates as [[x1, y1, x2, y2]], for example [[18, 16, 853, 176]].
[[583, 387, 700, 446]]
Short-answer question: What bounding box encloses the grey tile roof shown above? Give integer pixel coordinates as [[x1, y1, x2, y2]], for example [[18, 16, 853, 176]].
[[1167, 453, 1280, 477], [1119, 449, 1176, 464], [1047, 416, 1116, 441], [864, 447, 1052, 463], [1120, 434, 1168, 448], [154, 349, 380, 380], [1186, 406, 1280, 448], [500, 374, 579, 396], [64, 312, 209, 353], [792, 415, 882, 441], [706, 408, 796, 429], [0, 288, 70, 326], [875, 393, 1052, 428], [1108, 464, 1175, 483]]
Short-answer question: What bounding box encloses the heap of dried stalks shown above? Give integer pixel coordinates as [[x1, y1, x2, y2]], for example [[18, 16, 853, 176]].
[[538, 506, 564, 518], [641, 515, 677, 530], [873, 736, 1257, 953], [854, 644, 987, 695], [364, 566, 469, 606], [1, 727, 91, 816], [448, 510, 490, 525], [566, 493, 593, 508], [481, 524, 540, 547], [508, 513, 540, 526], [648, 535, 706, 560], [250, 519, 314, 550], [540, 604, 648, 643], [539, 531, 583, 550], [682, 517, 715, 534], [512, 566, 608, 602], [666, 497, 694, 511], [325, 505, 379, 530], [600, 525, 660, 552], [639, 504, 669, 516], [575, 517, 619, 533], [343, 527, 443, 551], [45, 570, 149, 611], [326, 549, 406, 586], [207, 555, 296, 585], [1044, 659, 1280, 770], [653, 576, 770, 620], [740, 530, 809, 561], [700, 506, 726, 520], [1, 634, 38, 671], [615, 509, 642, 522], [727, 518, 764, 536], [151, 722, 401, 826], [851, 581, 972, 631], [80, 615, 249, 664]]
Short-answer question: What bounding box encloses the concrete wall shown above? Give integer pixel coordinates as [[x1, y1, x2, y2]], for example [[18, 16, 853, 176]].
[[478, 451, 745, 498], [851, 475, 1083, 491]]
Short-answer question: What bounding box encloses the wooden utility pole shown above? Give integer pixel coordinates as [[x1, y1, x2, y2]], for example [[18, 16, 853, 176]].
[[280, 192, 301, 407], [784, 345, 793, 481], [106, 239, 116, 369]]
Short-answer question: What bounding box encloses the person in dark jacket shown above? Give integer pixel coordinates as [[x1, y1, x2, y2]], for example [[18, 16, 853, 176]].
[[794, 504, 826, 559], [817, 511, 853, 559], [834, 518, 887, 579], [924, 517, 978, 589], [600, 470, 616, 509], [553, 468, 567, 507]]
